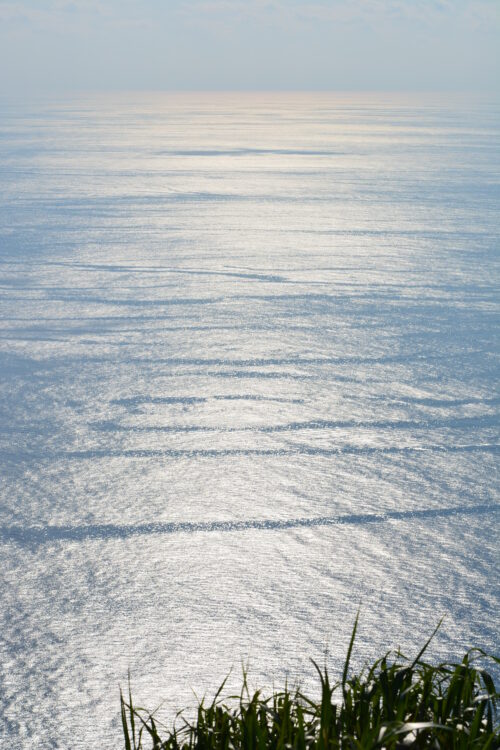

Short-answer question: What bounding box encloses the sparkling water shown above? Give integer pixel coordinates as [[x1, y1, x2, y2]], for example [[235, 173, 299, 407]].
[[0, 92, 498, 748]]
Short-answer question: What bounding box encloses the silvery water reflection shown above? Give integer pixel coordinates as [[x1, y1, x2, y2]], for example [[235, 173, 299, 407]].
[[0, 93, 498, 748]]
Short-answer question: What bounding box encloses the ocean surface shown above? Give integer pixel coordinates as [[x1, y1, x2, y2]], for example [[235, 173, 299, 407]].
[[0, 92, 498, 748]]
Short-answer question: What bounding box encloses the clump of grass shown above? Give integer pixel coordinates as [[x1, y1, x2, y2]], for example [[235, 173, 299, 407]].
[[120, 616, 499, 749]]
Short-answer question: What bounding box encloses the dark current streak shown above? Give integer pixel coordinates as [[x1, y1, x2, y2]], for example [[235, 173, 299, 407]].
[[1, 504, 497, 547]]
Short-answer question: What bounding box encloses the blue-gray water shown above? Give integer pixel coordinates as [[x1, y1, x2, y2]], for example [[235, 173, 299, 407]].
[[0, 92, 499, 748]]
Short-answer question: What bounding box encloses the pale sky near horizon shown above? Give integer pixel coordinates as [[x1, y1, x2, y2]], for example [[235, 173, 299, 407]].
[[0, 0, 499, 95]]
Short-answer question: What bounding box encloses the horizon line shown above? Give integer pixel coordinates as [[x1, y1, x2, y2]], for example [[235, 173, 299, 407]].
[[2, 88, 498, 103]]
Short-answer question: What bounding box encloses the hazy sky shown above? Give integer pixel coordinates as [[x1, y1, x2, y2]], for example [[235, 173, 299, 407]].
[[0, 0, 499, 94]]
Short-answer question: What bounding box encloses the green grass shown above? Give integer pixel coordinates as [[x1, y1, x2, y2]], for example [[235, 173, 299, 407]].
[[120, 617, 499, 749]]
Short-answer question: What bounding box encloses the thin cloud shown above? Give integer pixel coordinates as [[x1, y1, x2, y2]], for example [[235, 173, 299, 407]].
[[181, 0, 499, 28], [2, 0, 498, 31], [0, 0, 147, 29]]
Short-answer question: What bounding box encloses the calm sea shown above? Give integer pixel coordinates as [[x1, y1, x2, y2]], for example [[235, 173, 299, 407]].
[[0, 92, 499, 748]]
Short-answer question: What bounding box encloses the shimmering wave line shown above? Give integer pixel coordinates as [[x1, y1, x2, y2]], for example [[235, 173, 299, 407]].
[[1, 444, 498, 462], [110, 394, 498, 408], [64, 444, 500, 459], [1, 504, 497, 546], [11, 291, 497, 307], [155, 148, 341, 156], [115, 354, 435, 367], [1, 352, 483, 370], [111, 395, 304, 406], [92, 414, 499, 433], [44, 295, 221, 307]]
